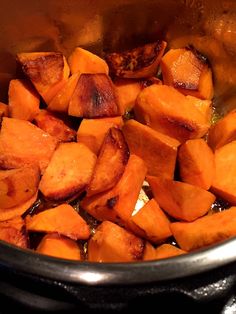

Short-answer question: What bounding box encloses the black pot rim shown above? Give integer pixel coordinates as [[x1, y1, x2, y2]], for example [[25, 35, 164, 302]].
[[0, 237, 236, 286]]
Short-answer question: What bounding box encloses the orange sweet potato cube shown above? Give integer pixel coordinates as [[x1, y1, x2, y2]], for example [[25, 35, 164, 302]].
[[17, 52, 70, 104], [26, 204, 90, 240], [68, 73, 120, 118], [135, 85, 209, 142], [8, 79, 40, 121], [68, 47, 109, 75], [0, 102, 9, 117], [123, 119, 180, 178], [34, 110, 76, 142], [132, 199, 172, 243], [0, 216, 27, 248], [39, 142, 96, 201], [161, 48, 214, 100], [36, 233, 81, 260], [186, 96, 212, 124], [178, 139, 215, 190], [77, 117, 124, 155], [147, 176, 216, 221], [0, 118, 58, 173], [155, 244, 186, 259], [88, 221, 144, 262], [142, 242, 157, 261]]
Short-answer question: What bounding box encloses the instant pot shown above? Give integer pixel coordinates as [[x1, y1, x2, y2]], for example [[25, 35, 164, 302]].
[[1, 0, 236, 312]]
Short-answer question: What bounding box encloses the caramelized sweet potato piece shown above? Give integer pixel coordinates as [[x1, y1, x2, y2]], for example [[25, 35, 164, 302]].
[[211, 141, 236, 204], [106, 41, 167, 78], [132, 199, 172, 244], [81, 155, 147, 223], [0, 102, 8, 117], [48, 73, 80, 113], [0, 192, 38, 222], [26, 204, 90, 240], [77, 117, 124, 155], [0, 216, 27, 248], [186, 96, 212, 124], [39, 142, 96, 201], [34, 110, 76, 142], [135, 85, 209, 142], [68, 73, 120, 118], [161, 48, 214, 100], [0, 166, 40, 209], [0, 118, 58, 173], [147, 176, 216, 221], [171, 207, 236, 251], [155, 244, 186, 259], [208, 110, 236, 150], [143, 242, 157, 261], [68, 47, 109, 75], [178, 139, 215, 190], [123, 119, 179, 178], [8, 79, 40, 121], [88, 221, 144, 262], [17, 52, 70, 104], [36, 233, 81, 260], [87, 128, 129, 196]]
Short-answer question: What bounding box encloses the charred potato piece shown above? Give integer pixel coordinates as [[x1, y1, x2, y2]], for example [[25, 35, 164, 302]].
[[68, 73, 120, 118], [0, 216, 27, 248], [106, 41, 167, 79]]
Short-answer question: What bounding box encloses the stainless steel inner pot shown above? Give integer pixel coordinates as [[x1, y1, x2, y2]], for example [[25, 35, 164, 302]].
[[0, 0, 236, 286]]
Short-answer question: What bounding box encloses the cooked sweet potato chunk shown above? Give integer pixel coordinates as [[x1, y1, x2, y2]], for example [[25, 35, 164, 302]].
[[8, 79, 40, 121], [17, 52, 70, 104], [178, 139, 215, 190], [26, 204, 90, 240], [68, 73, 120, 118], [131, 199, 172, 243], [81, 155, 147, 224], [208, 110, 236, 150], [77, 117, 124, 155], [39, 142, 96, 201], [106, 41, 167, 78], [155, 244, 186, 259], [68, 47, 109, 75], [34, 110, 76, 142], [0, 102, 8, 117], [36, 233, 81, 260], [0, 216, 27, 248], [88, 221, 144, 262], [48, 73, 80, 113], [135, 85, 209, 142], [0, 192, 37, 222], [147, 176, 216, 221], [0, 166, 40, 209], [171, 207, 236, 251], [123, 119, 179, 178], [211, 141, 236, 204], [143, 242, 157, 261], [186, 96, 212, 124], [87, 128, 129, 196], [0, 118, 58, 173], [161, 48, 214, 100]]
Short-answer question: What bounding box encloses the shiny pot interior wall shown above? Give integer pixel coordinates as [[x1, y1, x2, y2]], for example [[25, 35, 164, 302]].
[[0, 0, 236, 111]]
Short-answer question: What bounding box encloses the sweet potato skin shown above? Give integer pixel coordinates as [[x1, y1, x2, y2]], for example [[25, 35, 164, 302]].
[[131, 199, 172, 243], [34, 110, 76, 142], [39, 142, 97, 201], [147, 176, 216, 221], [26, 204, 90, 240], [8, 79, 40, 121], [87, 128, 129, 196], [178, 139, 215, 190], [0, 216, 27, 248], [123, 119, 179, 178], [88, 221, 144, 262], [106, 41, 167, 78], [0, 118, 58, 173], [0, 166, 40, 209], [68, 47, 109, 75], [77, 117, 124, 155], [135, 85, 209, 142], [68, 73, 120, 118], [211, 141, 236, 204], [36, 233, 81, 260], [171, 207, 236, 251]]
